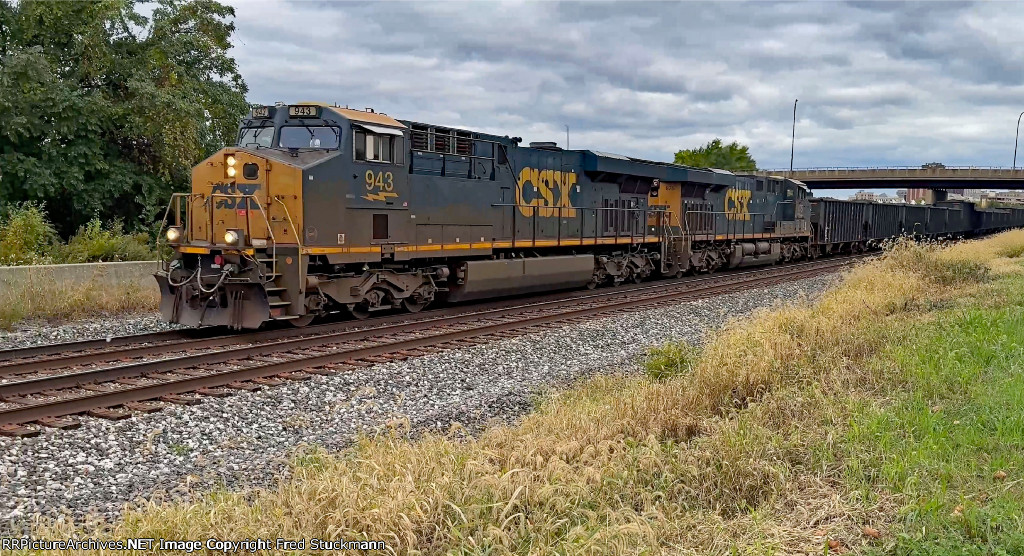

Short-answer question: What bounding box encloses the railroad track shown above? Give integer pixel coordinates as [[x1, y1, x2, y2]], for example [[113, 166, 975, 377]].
[[0, 266, 789, 376], [0, 256, 862, 436]]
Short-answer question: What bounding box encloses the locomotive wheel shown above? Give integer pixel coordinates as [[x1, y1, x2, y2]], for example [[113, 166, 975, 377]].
[[586, 280, 598, 289], [288, 314, 315, 327], [402, 297, 428, 313], [346, 302, 371, 320]]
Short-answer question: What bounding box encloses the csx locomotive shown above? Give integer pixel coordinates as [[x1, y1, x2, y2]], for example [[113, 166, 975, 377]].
[[156, 102, 1024, 328]]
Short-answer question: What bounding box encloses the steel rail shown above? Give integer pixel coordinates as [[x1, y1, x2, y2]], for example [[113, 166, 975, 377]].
[[0, 257, 858, 428], [0, 329, 215, 364], [0, 255, 867, 377], [0, 256, 864, 395]]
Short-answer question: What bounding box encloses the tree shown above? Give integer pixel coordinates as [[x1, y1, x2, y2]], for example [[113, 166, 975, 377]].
[[0, 0, 248, 237], [674, 138, 757, 171]]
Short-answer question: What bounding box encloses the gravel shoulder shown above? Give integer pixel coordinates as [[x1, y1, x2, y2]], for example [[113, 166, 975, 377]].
[[0, 313, 180, 352], [0, 275, 837, 533]]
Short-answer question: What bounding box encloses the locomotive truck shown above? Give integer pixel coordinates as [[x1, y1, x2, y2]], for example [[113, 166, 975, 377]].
[[155, 102, 1024, 329]]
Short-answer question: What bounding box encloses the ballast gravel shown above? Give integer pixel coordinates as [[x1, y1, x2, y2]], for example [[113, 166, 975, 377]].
[[0, 314, 181, 352], [0, 275, 836, 533]]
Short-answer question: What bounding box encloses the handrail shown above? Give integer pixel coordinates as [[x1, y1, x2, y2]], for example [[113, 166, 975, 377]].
[[160, 192, 280, 283], [208, 193, 278, 284], [491, 203, 667, 248], [274, 196, 303, 293]]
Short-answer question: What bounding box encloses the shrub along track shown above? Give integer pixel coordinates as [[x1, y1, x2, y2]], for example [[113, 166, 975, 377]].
[[0, 256, 863, 436]]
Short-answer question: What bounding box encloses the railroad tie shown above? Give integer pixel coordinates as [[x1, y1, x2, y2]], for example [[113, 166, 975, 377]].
[[225, 381, 262, 391], [123, 401, 164, 413], [86, 408, 132, 420], [343, 359, 375, 367], [0, 424, 41, 438], [36, 416, 81, 430], [196, 387, 234, 398], [159, 394, 202, 406]]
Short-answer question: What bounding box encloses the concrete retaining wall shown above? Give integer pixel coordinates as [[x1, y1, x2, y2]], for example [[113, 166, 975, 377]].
[[0, 261, 160, 290]]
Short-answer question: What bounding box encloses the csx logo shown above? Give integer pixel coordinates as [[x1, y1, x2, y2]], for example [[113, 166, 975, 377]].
[[212, 183, 260, 209], [516, 167, 578, 217], [725, 188, 751, 221]]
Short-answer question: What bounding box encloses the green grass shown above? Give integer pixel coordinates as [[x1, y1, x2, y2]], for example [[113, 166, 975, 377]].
[[846, 302, 1024, 554]]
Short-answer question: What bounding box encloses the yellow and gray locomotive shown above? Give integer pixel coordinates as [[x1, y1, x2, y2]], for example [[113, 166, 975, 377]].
[[160, 102, 1002, 329]]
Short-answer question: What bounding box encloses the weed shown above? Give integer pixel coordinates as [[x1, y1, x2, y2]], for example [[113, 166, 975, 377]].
[[0, 206, 155, 267], [15, 230, 1024, 555], [0, 202, 58, 265], [55, 218, 154, 263], [644, 341, 699, 379], [0, 273, 159, 330]]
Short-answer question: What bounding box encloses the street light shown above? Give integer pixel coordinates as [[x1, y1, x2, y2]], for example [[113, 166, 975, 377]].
[[790, 99, 798, 175], [1015, 111, 1024, 170]]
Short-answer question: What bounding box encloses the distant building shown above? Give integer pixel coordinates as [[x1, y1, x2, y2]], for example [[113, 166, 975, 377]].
[[896, 189, 908, 202], [981, 190, 1024, 205], [851, 190, 904, 203], [906, 188, 929, 203]]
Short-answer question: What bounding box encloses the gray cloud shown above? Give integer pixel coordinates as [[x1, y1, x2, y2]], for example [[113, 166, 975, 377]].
[[228, 0, 1024, 170]]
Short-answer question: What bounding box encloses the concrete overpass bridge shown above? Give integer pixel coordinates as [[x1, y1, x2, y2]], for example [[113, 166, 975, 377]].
[[758, 166, 1024, 190]]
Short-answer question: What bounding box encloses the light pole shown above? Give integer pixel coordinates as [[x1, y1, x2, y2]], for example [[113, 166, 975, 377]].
[[1015, 111, 1024, 170], [565, 125, 569, 150], [790, 99, 798, 175]]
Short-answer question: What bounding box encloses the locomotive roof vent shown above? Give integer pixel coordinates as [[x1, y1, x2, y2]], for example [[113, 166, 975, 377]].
[[529, 141, 562, 151]]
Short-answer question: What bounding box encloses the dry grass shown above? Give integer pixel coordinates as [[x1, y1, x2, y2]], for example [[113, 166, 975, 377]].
[[0, 270, 159, 330], [19, 230, 1024, 555]]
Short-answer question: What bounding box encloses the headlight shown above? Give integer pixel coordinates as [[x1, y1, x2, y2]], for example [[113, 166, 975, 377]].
[[226, 155, 236, 167], [226, 166, 237, 177], [165, 226, 182, 243], [224, 230, 239, 245]]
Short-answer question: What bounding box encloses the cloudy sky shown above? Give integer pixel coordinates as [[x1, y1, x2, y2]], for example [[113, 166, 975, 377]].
[[225, 1, 1024, 173]]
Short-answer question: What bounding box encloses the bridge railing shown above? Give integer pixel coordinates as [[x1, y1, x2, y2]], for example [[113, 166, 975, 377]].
[[759, 166, 1024, 176]]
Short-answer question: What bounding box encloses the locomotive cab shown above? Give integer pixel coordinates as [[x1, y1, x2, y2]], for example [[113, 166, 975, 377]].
[[156, 104, 349, 328]]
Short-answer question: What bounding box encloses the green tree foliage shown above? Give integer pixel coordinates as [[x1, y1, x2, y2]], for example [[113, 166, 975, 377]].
[[673, 138, 758, 171], [0, 0, 248, 237], [0, 202, 58, 265]]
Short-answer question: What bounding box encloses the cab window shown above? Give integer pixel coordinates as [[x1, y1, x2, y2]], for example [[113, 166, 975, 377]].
[[278, 126, 340, 149], [354, 130, 404, 164], [238, 126, 274, 148]]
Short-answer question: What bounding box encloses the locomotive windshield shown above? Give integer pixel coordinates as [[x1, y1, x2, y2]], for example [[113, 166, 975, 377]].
[[279, 126, 340, 149], [238, 126, 274, 148]]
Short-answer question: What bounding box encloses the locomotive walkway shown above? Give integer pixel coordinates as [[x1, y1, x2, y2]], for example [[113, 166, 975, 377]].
[[0, 256, 864, 436]]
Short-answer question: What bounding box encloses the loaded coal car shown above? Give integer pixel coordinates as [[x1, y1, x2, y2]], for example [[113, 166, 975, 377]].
[[155, 102, 815, 329]]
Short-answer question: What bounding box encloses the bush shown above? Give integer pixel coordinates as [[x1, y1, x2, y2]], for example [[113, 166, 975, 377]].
[[55, 219, 155, 263], [882, 237, 991, 286], [644, 341, 699, 380], [0, 202, 59, 265], [0, 207, 156, 266]]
